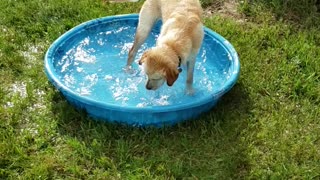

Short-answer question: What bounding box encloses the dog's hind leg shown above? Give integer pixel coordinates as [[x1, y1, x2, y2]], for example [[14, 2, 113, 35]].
[[126, 0, 160, 68]]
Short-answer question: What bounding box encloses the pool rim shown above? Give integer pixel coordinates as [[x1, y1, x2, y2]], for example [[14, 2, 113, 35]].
[[44, 14, 240, 113]]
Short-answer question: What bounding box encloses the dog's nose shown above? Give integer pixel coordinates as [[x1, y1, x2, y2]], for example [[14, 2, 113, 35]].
[[146, 82, 153, 90], [146, 85, 152, 90]]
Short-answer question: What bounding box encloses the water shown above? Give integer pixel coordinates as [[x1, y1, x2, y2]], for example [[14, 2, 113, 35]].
[[53, 20, 231, 108]]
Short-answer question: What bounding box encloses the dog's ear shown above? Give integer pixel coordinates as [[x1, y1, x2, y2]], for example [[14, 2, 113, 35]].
[[166, 68, 179, 86], [138, 51, 149, 65], [138, 58, 145, 65]]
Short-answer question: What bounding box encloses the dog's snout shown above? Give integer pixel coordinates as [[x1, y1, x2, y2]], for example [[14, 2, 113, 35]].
[[146, 83, 152, 90]]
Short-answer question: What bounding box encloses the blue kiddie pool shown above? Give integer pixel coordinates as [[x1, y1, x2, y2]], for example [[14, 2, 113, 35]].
[[45, 14, 240, 127]]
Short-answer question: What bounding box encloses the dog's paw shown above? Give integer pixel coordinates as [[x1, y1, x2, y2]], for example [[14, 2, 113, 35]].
[[123, 66, 136, 74], [185, 88, 195, 96]]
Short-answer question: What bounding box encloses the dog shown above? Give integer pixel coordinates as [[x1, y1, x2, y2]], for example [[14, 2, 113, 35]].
[[125, 0, 204, 94]]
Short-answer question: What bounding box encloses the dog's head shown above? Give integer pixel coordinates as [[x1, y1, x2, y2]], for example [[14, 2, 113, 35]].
[[138, 49, 180, 90]]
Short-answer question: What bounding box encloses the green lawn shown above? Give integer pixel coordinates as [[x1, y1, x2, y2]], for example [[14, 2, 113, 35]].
[[1, 0, 319, 179]]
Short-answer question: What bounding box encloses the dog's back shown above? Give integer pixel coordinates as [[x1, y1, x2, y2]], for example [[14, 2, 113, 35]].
[[156, 0, 203, 61], [158, 0, 202, 23]]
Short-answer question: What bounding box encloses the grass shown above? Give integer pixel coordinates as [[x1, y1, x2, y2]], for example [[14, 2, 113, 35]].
[[1, 0, 319, 179]]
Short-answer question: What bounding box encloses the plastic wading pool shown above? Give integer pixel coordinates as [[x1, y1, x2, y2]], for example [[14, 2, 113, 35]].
[[44, 14, 240, 127]]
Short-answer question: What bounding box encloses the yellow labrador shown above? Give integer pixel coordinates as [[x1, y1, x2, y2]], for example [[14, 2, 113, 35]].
[[126, 0, 204, 94]]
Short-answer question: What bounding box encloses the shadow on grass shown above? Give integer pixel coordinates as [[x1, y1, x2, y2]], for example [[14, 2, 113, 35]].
[[51, 82, 252, 178]]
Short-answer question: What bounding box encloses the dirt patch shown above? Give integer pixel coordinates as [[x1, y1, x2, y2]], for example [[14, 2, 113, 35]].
[[204, 0, 245, 22]]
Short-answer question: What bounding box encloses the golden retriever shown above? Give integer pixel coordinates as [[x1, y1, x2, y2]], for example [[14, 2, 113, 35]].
[[125, 0, 204, 94]]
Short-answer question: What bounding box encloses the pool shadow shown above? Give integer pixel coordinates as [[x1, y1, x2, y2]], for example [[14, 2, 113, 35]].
[[52, 81, 252, 178]]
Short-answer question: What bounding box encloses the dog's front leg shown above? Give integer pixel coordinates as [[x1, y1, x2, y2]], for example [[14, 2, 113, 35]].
[[186, 56, 196, 95], [126, 26, 151, 68], [126, 0, 160, 71]]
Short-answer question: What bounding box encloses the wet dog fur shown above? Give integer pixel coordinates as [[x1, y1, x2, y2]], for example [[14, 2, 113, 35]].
[[126, 0, 204, 94]]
